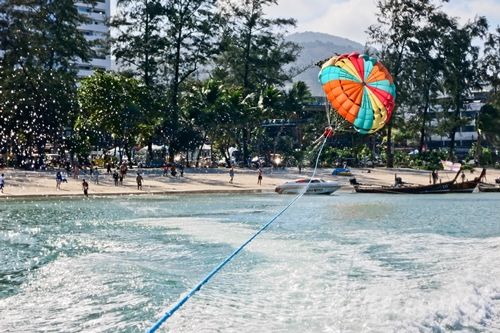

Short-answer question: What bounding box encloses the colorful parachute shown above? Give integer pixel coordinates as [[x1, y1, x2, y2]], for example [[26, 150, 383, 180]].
[[319, 53, 396, 134]]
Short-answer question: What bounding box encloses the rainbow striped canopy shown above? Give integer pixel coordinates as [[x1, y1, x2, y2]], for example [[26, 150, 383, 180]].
[[319, 53, 396, 134]]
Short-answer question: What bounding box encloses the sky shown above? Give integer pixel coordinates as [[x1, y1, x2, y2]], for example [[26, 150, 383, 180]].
[[266, 0, 500, 44]]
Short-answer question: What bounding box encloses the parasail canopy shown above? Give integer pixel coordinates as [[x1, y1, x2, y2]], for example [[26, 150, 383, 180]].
[[319, 53, 396, 134]]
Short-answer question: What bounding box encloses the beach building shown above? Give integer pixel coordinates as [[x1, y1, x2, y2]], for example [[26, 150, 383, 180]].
[[262, 93, 491, 160], [0, 0, 111, 77], [74, 0, 112, 77], [427, 90, 489, 156]]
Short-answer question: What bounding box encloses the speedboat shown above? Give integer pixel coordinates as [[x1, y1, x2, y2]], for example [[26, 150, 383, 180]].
[[275, 178, 341, 195]]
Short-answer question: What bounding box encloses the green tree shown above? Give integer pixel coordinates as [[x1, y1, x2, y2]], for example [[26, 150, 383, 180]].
[[366, 0, 444, 167], [405, 10, 450, 153], [77, 71, 162, 163], [181, 80, 220, 166], [477, 104, 500, 149], [111, 0, 165, 86], [160, 0, 221, 161], [440, 16, 488, 159], [111, 0, 169, 162], [482, 27, 500, 95], [0, 0, 94, 167], [214, 0, 300, 164], [182, 80, 248, 167]]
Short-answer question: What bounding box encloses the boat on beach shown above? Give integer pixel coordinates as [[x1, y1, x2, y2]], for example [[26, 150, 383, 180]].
[[478, 183, 500, 192], [275, 178, 341, 195], [353, 169, 485, 194]]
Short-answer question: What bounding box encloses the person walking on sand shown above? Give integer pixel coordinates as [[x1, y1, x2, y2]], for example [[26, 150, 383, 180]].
[[118, 168, 124, 185], [93, 167, 99, 185], [431, 170, 438, 184], [82, 179, 89, 197], [136, 172, 143, 190], [257, 168, 262, 185], [113, 170, 119, 186], [229, 167, 235, 183], [61, 171, 68, 183], [56, 171, 62, 190], [0, 173, 4, 193]]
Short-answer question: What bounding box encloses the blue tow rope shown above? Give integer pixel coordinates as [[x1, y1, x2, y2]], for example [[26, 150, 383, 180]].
[[147, 137, 328, 332]]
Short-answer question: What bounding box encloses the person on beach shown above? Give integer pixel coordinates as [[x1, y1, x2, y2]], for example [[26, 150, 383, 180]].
[[56, 171, 62, 190], [106, 162, 112, 174], [136, 173, 143, 190], [82, 179, 89, 197], [432, 170, 439, 184], [179, 164, 184, 177], [93, 167, 99, 185], [257, 168, 262, 185], [394, 173, 403, 187], [120, 163, 128, 178], [113, 170, 119, 186], [61, 172, 68, 183], [229, 167, 234, 183], [73, 164, 79, 179], [0, 173, 4, 193], [461, 171, 466, 183], [171, 165, 177, 177]]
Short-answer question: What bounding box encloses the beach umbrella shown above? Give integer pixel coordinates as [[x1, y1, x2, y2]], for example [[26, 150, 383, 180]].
[[319, 52, 396, 134]]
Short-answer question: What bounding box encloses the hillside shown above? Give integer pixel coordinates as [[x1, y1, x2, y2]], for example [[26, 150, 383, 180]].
[[286, 31, 365, 96]]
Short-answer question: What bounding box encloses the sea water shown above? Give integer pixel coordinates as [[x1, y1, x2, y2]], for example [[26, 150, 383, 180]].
[[0, 193, 499, 332]]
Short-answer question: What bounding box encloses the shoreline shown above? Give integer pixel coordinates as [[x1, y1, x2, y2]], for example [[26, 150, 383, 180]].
[[0, 166, 498, 199], [0, 188, 270, 200]]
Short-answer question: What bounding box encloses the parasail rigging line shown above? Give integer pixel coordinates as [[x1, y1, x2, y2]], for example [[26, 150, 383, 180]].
[[147, 132, 331, 333]]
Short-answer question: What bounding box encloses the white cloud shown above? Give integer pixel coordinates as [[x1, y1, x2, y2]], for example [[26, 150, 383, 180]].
[[109, 0, 500, 41], [266, 0, 377, 43], [267, 0, 500, 42], [442, 0, 500, 28]]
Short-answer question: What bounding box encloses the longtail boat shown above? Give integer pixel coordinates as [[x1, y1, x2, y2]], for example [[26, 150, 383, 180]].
[[353, 169, 485, 194], [478, 183, 500, 192]]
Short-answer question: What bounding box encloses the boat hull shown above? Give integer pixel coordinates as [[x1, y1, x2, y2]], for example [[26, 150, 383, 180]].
[[354, 180, 478, 194], [275, 183, 341, 195], [478, 184, 500, 192]]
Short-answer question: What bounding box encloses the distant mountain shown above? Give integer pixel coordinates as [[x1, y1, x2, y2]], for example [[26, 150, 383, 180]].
[[286, 31, 365, 96]]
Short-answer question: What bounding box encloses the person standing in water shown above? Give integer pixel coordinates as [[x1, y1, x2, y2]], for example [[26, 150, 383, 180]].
[[82, 179, 89, 197]]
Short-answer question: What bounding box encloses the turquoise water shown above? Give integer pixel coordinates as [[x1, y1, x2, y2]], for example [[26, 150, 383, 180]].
[[1, 193, 500, 332]]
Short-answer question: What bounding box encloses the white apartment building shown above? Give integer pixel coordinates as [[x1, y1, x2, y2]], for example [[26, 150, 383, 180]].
[[428, 91, 489, 156], [75, 0, 112, 77], [0, 0, 111, 76]]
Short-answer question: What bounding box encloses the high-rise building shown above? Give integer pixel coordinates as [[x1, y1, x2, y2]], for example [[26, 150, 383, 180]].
[[75, 0, 111, 77], [0, 0, 111, 77]]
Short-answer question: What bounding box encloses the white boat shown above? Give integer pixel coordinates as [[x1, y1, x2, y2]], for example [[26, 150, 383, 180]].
[[275, 178, 341, 195]]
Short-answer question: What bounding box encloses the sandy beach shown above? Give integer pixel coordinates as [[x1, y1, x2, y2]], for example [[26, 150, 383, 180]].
[[0, 166, 498, 198]]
